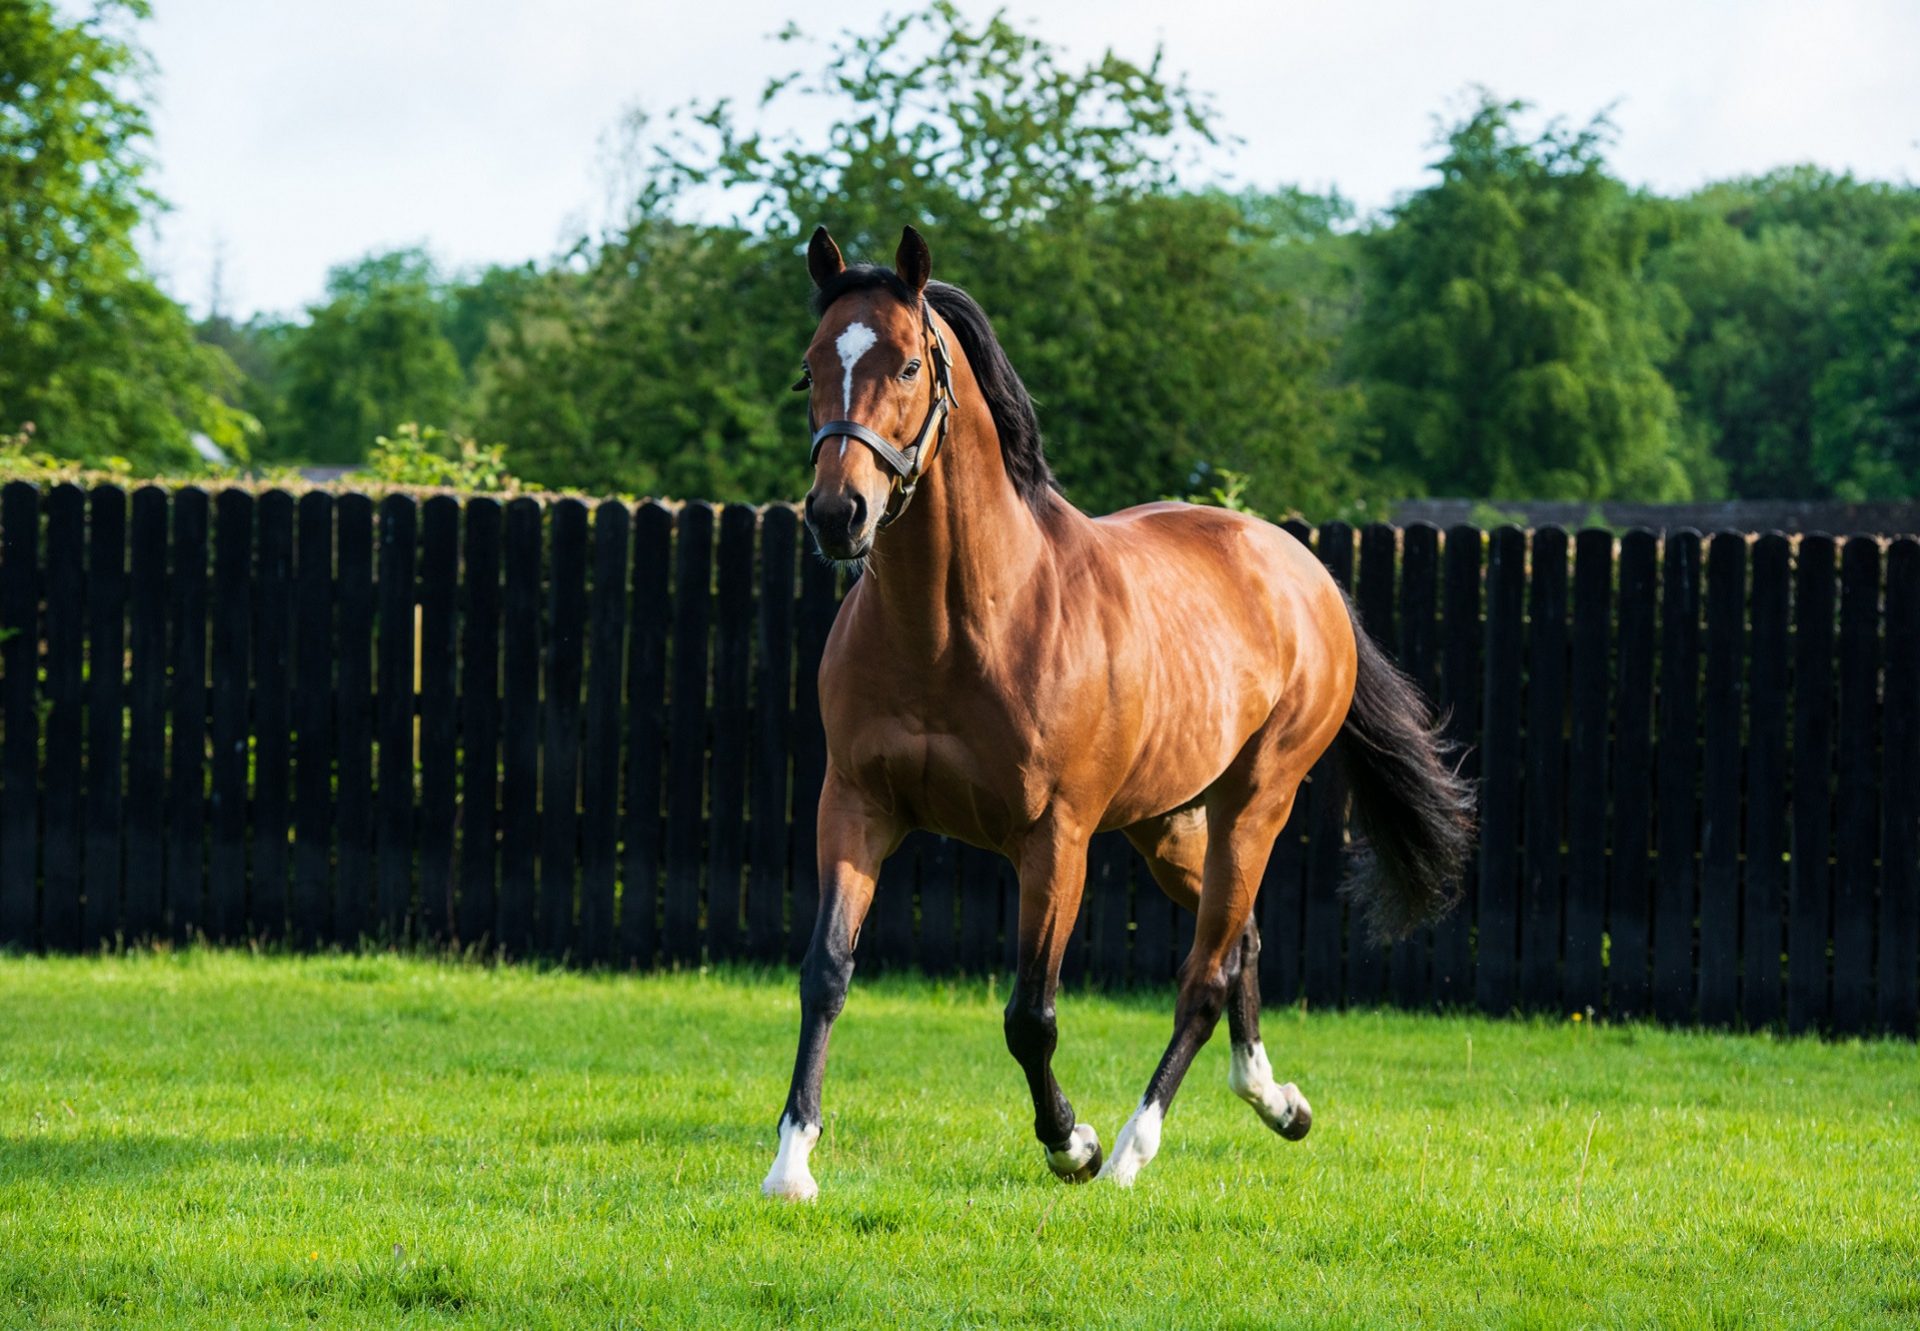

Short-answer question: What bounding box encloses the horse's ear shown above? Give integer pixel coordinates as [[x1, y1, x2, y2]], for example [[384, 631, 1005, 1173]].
[[808, 226, 845, 289], [896, 225, 931, 295]]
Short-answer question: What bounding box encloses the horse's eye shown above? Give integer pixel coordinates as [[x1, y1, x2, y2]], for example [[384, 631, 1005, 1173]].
[[791, 368, 812, 393], [901, 358, 922, 380]]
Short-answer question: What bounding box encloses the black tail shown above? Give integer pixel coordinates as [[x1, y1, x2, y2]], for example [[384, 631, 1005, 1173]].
[[1334, 595, 1477, 942]]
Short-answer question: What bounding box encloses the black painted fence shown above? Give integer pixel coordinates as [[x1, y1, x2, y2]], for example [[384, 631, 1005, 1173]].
[[0, 481, 1915, 1037]]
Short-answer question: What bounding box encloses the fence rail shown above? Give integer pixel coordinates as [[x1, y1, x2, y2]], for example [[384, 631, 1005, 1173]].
[[0, 481, 1914, 1036]]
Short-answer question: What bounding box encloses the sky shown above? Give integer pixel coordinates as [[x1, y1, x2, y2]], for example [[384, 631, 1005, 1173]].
[[134, 0, 1920, 319]]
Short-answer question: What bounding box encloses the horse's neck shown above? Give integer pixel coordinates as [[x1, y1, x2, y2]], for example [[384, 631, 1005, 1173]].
[[862, 397, 1050, 660]]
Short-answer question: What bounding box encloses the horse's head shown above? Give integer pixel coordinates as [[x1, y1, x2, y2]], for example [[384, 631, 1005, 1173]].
[[798, 224, 950, 561]]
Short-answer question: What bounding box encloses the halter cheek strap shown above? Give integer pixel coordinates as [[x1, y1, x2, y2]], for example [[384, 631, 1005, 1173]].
[[806, 303, 955, 531]]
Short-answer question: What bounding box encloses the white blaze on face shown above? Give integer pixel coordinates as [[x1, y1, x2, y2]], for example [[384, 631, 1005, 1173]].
[[762, 1114, 822, 1201], [835, 321, 878, 415], [1098, 1098, 1163, 1187]]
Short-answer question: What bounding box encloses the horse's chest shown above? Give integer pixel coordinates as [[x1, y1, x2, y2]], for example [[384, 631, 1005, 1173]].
[[840, 712, 1038, 850]]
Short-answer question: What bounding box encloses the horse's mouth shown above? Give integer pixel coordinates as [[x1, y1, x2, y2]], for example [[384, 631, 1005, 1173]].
[[813, 533, 872, 563]]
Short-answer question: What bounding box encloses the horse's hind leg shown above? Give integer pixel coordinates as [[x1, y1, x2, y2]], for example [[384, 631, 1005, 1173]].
[[1005, 824, 1103, 1183], [1124, 810, 1311, 1145], [1102, 781, 1298, 1187], [1222, 925, 1312, 1140]]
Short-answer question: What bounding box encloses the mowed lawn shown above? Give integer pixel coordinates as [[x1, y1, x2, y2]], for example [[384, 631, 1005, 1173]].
[[1, 952, 1915, 1329]]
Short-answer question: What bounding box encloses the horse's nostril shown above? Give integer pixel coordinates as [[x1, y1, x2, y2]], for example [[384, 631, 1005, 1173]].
[[850, 493, 867, 529], [804, 492, 818, 521]]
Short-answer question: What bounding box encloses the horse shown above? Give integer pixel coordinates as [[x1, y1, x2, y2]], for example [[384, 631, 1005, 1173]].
[[763, 225, 1474, 1199]]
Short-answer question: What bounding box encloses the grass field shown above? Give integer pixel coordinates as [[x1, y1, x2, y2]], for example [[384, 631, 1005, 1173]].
[[1, 951, 1916, 1329]]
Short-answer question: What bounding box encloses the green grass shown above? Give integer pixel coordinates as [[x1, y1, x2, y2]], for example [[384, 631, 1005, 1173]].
[[2, 952, 1916, 1329]]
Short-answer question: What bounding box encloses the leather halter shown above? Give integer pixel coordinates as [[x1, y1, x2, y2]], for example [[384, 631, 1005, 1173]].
[[806, 302, 956, 531]]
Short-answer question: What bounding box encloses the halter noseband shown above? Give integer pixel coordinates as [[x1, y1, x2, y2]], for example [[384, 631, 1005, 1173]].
[[806, 302, 956, 531]]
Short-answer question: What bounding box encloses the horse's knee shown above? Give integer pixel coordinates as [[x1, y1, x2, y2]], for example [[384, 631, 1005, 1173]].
[[799, 942, 853, 1019], [1003, 997, 1057, 1065], [1174, 962, 1233, 1032]]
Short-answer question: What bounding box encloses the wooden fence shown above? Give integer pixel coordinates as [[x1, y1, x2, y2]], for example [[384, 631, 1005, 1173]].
[[0, 481, 1914, 1036]]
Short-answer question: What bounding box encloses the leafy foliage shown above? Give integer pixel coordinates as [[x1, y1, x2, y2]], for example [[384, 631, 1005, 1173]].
[[0, 0, 253, 469], [1649, 169, 1920, 499], [474, 3, 1364, 516], [256, 249, 468, 465], [11, 2, 1920, 510], [1350, 95, 1704, 501], [355, 421, 528, 493]]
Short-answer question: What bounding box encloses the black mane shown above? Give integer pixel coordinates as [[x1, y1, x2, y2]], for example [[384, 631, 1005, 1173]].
[[812, 264, 1059, 513]]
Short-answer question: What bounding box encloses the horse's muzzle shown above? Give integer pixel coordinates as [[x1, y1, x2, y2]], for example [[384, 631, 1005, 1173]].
[[805, 489, 871, 562]]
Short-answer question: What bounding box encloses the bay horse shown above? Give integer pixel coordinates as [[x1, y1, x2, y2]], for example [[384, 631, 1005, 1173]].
[[764, 225, 1474, 1198]]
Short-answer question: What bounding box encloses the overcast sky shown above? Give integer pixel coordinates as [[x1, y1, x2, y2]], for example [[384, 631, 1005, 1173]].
[[136, 0, 1920, 319]]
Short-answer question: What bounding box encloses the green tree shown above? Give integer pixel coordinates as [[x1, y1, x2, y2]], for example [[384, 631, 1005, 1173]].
[[0, 0, 251, 468], [1648, 168, 1920, 497], [262, 248, 467, 465], [477, 3, 1364, 514], [1351, 95, 1701, 501], [1812, 217, 1920, 497]]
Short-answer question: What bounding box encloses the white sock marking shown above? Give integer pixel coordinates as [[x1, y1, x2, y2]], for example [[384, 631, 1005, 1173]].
[[762, 1114, 821, 1200], [835, 321, 877, 415], [1099, 1099, 1162, 1187], [1229, 1041, 1309, 1135], [1046, 1122, 1100, 1174]]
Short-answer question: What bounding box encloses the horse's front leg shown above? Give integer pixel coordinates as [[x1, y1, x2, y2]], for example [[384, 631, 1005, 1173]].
[[1004, 823, 1103, 1183], [763, 771, 893, 1201]]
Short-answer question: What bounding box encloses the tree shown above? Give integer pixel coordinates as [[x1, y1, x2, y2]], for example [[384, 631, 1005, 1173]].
[[1350, 95, 1702, 501], [1649, 168, 1920, 497], [476, 2, 1365, 514], [261, 248, 467, 465], [1812, 217, 1920, 498], [0, 0, 251, 468]]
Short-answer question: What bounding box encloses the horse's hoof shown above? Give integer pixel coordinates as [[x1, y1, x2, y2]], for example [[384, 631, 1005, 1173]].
[[762, 1173, 819, 1201], [1274, 1083, 1312, 1141], [1045, 1123, 1103, 1183]]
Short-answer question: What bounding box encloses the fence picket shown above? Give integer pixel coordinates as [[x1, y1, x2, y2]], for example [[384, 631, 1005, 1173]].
[[664, 503, 714, 963], [1564, 529, 1612, 1015], [1521, 527, 1567, 1012], [1743, 535, 1791, 1028], [169, 490, 212, 940], [539, 499, 588, 958], [1790, 535, 1836, 1033], [334, 495, 374, 944], [748, 506, 797, 962], [707, 504, 757, 960], [293, 493, 335, 948], [375, 496, 417, 942], [457, 500, 502, 950], [499, 498, 542, 956], [1432, 526, 1481, 1005], [83, 486, 127, 947], [207, 490, 252, 943], [418, 496, 460, 942], [1697, 534, 1745, 1026], [251, 491, 294, 941], [578, 501, 630, 964], [620, 502, 673, 966], [1880, 539, 1919, 1036], [1833, 538, 1880, 1032], [0, 484, 39, 947], [1610, 531, 1658, 1018], [1654, 531, 1702, 1023], [1477, 527, 1525, 1015], [124, 488, 169, 942]]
